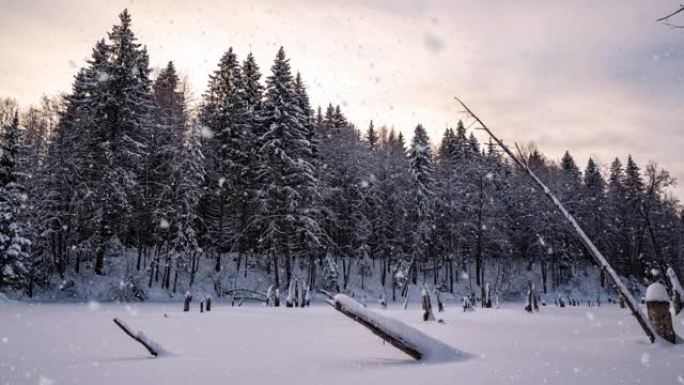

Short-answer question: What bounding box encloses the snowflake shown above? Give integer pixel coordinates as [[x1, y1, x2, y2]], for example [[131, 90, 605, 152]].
[[200, 126, 214, 139]]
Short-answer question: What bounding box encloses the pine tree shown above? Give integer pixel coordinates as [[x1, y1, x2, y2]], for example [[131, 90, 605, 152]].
[[200, 47, 254, 271], [143, 61, 193, 287], [407, 124, 435, 271], [43, 68, 94, 275], [583, 158, 604, 191], [257, 47, 322, 286], [454, 120, 468, 160], [467, 132, 481, 158], [561, 151, 581, 182], [0, 114, 32, 291], [242, 52, 265, 111], [366, 121, 379, 151], [624, 155, 644, 203], [83, 10, 153, 275], [438, 127, 456, 167]]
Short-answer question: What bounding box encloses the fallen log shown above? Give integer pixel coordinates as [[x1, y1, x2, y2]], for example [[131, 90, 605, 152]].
[[113, 318, 163, 357], [326, 294, 459, 361]]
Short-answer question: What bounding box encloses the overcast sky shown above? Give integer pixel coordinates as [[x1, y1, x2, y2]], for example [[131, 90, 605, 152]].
[[2, 0, 684, 197]]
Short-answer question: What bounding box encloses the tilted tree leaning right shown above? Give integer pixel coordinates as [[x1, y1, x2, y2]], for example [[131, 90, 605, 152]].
[[455, 97, 666, 344]]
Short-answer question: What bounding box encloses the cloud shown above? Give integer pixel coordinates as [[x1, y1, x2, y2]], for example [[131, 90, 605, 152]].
[[1, 0, 683, 198]]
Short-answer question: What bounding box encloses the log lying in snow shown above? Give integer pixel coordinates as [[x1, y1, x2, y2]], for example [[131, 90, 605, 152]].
[[326, 294, 460, 361], [113, 318, 164, 357]]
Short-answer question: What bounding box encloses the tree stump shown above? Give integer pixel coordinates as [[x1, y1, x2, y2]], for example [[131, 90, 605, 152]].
[[200, 300, 204, 313], [206, 297, 212, 312], [183, 292, 192, 312], [435, 290, 444, 312], [646, 283, 676, 343], [421, 287, 435, 321]]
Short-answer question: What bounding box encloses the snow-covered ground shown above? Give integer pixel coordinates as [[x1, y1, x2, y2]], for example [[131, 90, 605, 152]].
[[2, 299, 683, 385]]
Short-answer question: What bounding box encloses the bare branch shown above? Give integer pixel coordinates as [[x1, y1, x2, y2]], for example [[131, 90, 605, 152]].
[[657, 5, 684, 28]]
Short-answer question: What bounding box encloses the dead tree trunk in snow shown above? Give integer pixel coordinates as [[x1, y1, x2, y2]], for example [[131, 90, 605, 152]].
[[667, 267, 683, 315], [435, 290, 444, 312], [183, 292, 192, 312], [326, 294, 422, 360], [455, 97, 659, 344], [421, 286, 436, 321], [113, 318, 162, 357]]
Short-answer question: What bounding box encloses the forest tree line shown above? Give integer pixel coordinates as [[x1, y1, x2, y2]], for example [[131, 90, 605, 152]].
[[0, 10, 682, 298]]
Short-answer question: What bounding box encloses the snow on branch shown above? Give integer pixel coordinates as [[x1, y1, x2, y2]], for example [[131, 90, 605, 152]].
[[113, 318, 165, 357], [328, 294, 461, 362]]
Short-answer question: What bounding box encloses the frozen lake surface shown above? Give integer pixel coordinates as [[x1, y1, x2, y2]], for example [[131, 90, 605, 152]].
[[1, 300, 684, 385]]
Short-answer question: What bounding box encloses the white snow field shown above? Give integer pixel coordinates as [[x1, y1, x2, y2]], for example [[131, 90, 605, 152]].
[[1, 300, 684, 385]]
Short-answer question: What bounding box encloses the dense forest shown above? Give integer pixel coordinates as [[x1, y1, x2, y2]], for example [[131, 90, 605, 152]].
[[1, 10, 682, 300]]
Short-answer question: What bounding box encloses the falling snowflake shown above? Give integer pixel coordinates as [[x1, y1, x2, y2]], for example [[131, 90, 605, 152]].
[[159, 218, 170, 229], [200, 126, 214, 139], [585, 312, 595, 321]]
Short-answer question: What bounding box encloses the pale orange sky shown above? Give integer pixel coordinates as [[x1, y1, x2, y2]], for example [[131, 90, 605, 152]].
[[2, 0, 684, 197]]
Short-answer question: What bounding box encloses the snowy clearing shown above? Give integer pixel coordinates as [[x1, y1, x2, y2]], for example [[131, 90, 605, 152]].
[[2, 300, 684, 385]]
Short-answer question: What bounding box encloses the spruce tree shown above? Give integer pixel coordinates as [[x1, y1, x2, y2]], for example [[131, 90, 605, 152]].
[[366, 121, 379, 151], [407, 124, 435, 271], [85, 10, 153, 275], [200, 47, 254, 271], [257, 47, 322, 285], [242, 52, 265, 111], [0, 115, 32, 291]]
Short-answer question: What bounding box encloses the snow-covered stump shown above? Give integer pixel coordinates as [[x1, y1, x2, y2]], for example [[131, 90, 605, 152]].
[[183, 292, 192, 312], [379, 294, 387, 309], [267, 285, 280, 307], [646, 283, 676, 343], [113, 318, 164, 357], [462, 296, 473, 312]]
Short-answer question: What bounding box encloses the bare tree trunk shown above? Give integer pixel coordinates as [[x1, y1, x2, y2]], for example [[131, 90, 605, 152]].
[[113, 318, 161, 357], [455, 97, 659, 343]]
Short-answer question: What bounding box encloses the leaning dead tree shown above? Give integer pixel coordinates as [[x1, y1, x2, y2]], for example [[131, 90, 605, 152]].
[[657, 5, 684, 28], [455, 97, 660, 344], [113, 318, 164, 357], [324, 293, 458, 361]]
